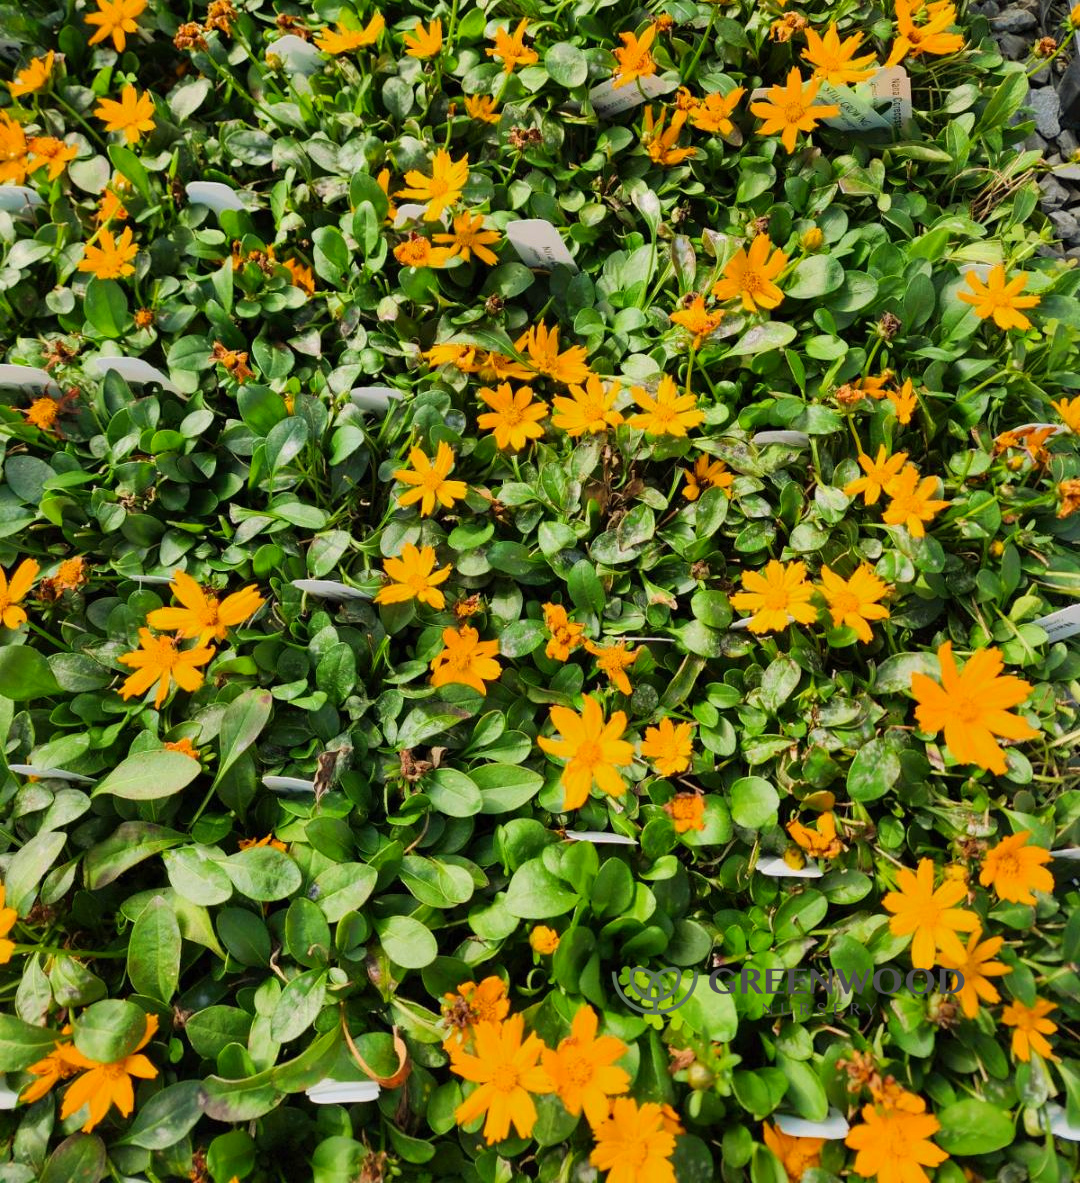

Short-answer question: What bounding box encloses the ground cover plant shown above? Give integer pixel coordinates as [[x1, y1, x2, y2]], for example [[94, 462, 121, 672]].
[[0, 0, 1078, 1180]]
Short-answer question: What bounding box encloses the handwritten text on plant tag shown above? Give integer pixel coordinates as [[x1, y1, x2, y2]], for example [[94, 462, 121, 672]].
[[506, 220, 579, 272], [1032, 604, 1080, 642], [589, 75, 676, 120]]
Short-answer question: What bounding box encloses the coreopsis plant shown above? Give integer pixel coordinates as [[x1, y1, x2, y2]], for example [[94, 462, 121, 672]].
[[0, 0, 1077, 1179]]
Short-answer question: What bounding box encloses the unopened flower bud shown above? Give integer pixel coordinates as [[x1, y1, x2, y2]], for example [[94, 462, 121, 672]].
[[801, 227, 824, 251]]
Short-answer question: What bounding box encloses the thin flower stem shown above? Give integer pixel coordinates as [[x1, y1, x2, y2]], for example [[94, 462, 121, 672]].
[[13, 944, 127, 958], [53, 92, 108, 151]]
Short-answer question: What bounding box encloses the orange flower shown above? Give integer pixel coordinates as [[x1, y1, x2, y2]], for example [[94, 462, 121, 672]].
[[393, 235, 451, 268], [10, 52, 55, 98], [683, 455, 733, 500], [0, 884, 15, 964], [395, 150, 469, 222], [551, 375, 624, 436], [819, 562, 891, 642], [118, 630, 215, 708], [844, 445, 909, 505], [19, 1030, 79, 1104], [375, 543, 452, 609], [641, 718, 694, 776], [282, 258, 315, 295], [763, 1122, 825, 1181], [537, 695, 634, 811], [730, 560, 817, 634], [669, 295, 725, 344], [164, 737, 200, 760], [586, 640, 640, 695], [517, 320, 591, 386], [886, 0, 964, 66], [210, 342, 252, 382], [1057, 478, 1080, 518], [628, 375, 704, 436], [689, 88, 745, 134], [449, 1015, 554, 1144], [845, 1094, 948, 1183], [237, 834, 288, 853], [888, 378, 918, 424], [85, 0, 147, 52], [0, 111, 29, 183], [750, 68, 839, 153], [801, 23, 877, 84], [642, 106, 695, 166], [882, 858, 979, 968], [429, 626, 502, 695], [433, 211, 501, 265], [0, 559, 40, 629], [441, 977, 510, 1052], [542, 1005, 629, 1125], [313, 13, 384, 54], [1001, 997, 1059, 1062], [937, 927, 1010, 1018], [611, 24, 657, 89], [529, 926, 560, 954], [486, 19, 538, 73], [78, 226, 139, 279], [543, 603, 586, 661], [910, 642, 1038, 775], [1052, 394, 1080, 433], [711, 235, 788, 312], [464, 94, 500, 123], [60, 1014, 159, 1132], [957, 265, 1039, 330], [979, 831, 1053, 904], [146, 570, 263, 644], [881, 464, 949, 537], [477, 383, 548, 450], [787, 811, 843, 859], [590, 1098, 679, 1183], [403, 18, 443, 59], [94, 85, 156, 144], [664, 793, 705, 833], [393, 442, 467, 516]]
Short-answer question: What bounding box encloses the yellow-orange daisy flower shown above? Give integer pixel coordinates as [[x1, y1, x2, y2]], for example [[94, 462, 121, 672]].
[[882, 857, 979, 968], [730, 560, 817, 633], [537, 695, 634, 811]]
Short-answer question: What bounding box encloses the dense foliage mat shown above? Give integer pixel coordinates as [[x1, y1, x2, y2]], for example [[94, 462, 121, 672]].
[[0, 1, 1079, 1181]]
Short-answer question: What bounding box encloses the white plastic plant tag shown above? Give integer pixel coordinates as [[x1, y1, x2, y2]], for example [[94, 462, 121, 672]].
[[775, 1109, 850, 1139], [393, 203, 438, 228], [292, 579, 372, 601], [0, 364, 57, 391], [268, 34, 322, 76], [1032, 604, 1080, 642], [1052, 848, 1080, 860], [1008, 422, 1065, 436], [305, 1080, 381, 1104], [0, 186, 43, 213], [8, 764, 94, 784], [958, 262, 993, 281], [755, 856, 823, 879], [128, 574, 174, 585], [730, 617, 754, 631], [590, 75, 676, 119], [816, 79, 892, 133], [870, 66, 913, 130], [565, 830, 637, 845], [505, 220, 578, 272], [262, 776, 315, 793], [87, 356, 181, 393], [185, 181, 248, 213], [350, 386, 404, 415], [0, 1079, 18, 1110], [1047, 1104, 1080, 1141], [753, 430, 810, 447]]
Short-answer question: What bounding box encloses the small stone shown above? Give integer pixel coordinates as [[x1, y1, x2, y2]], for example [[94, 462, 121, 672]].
[[1024, 131, 1048, 152], [998, 32, 1030, 59], [1050, 210, 1080, 240], [1039, 175, 1070, 209], [1046, 153, 1063, 165], [1066, 246, 1080, 260], [1058, 129, 1079, 155], [1030, 88, 1062, 139], [972, 0, 1001, 13], [991, 7, 1037, 31]]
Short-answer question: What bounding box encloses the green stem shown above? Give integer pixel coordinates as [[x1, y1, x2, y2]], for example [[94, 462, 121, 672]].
[[14, 944, 126, 958], [53, 92, 108, 151], [681, 9, 718, 86], [26, 620, 67, 649]]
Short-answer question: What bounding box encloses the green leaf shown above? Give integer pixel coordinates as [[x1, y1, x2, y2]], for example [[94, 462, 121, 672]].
[[312, 862, 378, 923], [127, 895, 181, 1004], [0, 646, 62, 700], [83, 277, 130, 339], [224, 847, 302, 902], [270, 969, 327, 1042], [84, 822, 185, 890], [934, 1099, 1015, 1154], [92, 750, 201, 801], [472, 763, 544, 813], [568, 559, 605, 625], [544, 42, 588, 87], [6, 830, 66, 916], [185, 1005, 253, 1058], [0, 1013, 63, 1070], [73, 999, 148, 1063], [119, 1081, 203, 1149], [730, 776, 779, 830], [425, 767, 483, 817], [215, 689, 273, 785], [505, 858, 579, 919], [727, 322, 797, 356], [758, 656, 800, 714], [400, 855, 475, 908], [313, 225, 350, 288], [374, 915, 438, 968], [785, 255, 845, 299], [847, 738, 901, 802], [39, 1134, 107, 1183]]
